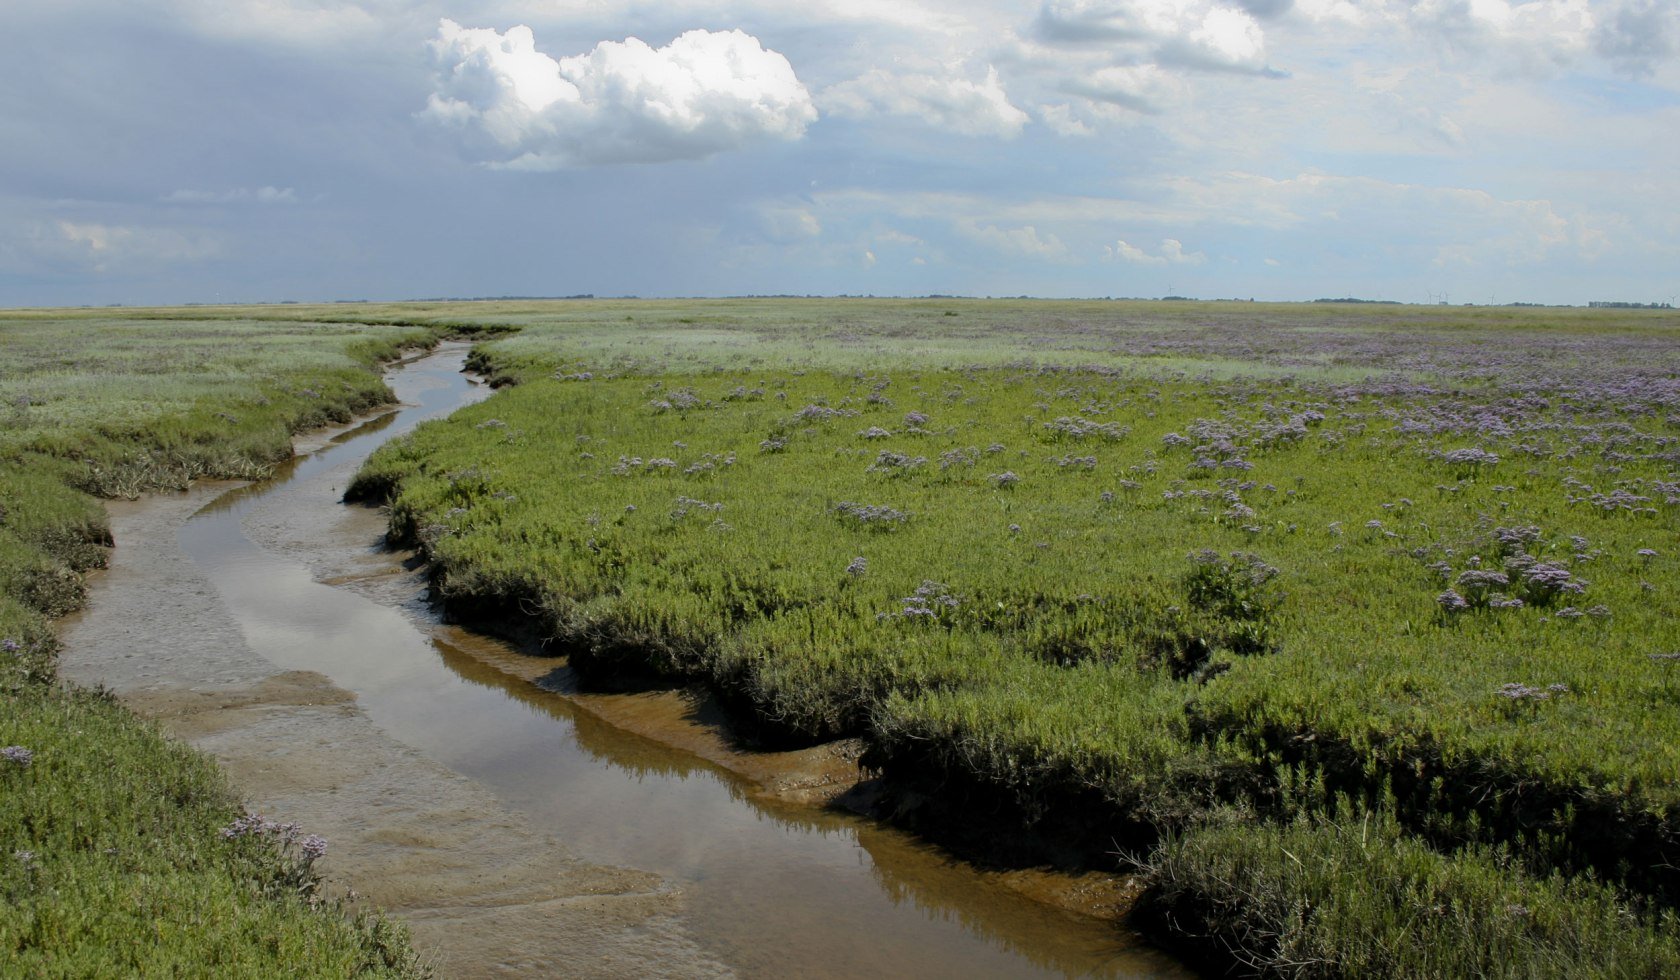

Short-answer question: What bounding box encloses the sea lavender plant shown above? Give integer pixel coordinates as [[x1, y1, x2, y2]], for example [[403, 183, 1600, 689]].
[[833, 501, 910, 528]]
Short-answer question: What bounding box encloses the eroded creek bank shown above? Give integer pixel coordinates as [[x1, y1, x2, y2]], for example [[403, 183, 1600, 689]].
[[58, 347, 1189, 978]]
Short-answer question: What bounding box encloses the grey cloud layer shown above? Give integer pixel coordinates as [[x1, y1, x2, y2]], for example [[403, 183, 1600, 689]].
[[1, 0, 1675, 305]]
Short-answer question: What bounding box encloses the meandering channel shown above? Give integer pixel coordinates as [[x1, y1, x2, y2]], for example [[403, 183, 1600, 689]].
[[100, 348, 1190, 977]]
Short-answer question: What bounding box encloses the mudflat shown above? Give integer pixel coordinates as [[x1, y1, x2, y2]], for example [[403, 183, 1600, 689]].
[[57, 484, 733, 979]]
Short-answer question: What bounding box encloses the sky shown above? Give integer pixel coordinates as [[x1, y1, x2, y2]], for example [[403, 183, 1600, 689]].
[[2, 0, 1678, 307]]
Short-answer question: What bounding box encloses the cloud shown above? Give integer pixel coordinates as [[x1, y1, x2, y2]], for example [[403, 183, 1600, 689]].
[[1161, 171, 1605, 265], [1104, 237, 1206, 265], [26, 221, 221, 274], [163, 186, 298, 204], [1037, 103, 1097, 135], [958, 221, 1069, 259], [1034, 0, 1270, 72], [875, 229, 924, 247], [142, 0, 393, 45], [1236, 0, 1293, 18], [1061, 64, 1185, 113], [822, 66, 1030, 138], [758, 204, 822, 241], [423, 20, 817, 168], [1297, 0, 1679, 77], [1399, 0, 1596, 72], [1593, 0, 1678, 76]]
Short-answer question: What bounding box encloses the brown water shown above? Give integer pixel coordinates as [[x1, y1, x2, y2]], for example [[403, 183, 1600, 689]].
[[177, 348, 1191, 978]]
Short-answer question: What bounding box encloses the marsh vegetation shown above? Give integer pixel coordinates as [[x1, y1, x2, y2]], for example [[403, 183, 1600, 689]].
[[7, 297, 1680, 976], [350, 298, 1680, 975]]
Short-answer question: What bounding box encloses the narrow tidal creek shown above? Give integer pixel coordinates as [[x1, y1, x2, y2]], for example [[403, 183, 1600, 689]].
[[178, 348, 1189, 978]]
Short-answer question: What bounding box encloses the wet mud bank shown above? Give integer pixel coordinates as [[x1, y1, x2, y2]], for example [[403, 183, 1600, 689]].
[[61, 347, 1191, 977], [427, 590, 1158, 895]]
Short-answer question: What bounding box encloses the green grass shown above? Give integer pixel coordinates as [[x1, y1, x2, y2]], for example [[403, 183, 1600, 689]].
[[1139, 803, 1680, 978], [0, 310, 446, 496], [341, 297, 1680, 975], [0, 308, 452, 975], [1, 682, 418, 978]]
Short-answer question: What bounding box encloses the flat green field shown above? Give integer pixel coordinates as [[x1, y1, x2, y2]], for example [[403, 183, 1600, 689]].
[[345, 298, 1680, 975], [9, 298, 1680, 976]]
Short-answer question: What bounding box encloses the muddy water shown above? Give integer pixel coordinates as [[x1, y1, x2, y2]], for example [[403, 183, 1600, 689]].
[[178, 349, 1190, 978]]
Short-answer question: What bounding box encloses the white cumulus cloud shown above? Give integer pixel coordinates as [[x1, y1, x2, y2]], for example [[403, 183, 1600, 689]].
[[423, 20, 817, 168], [1105, 237, 1206, 264], [959, 221, 1070, 258], [823, 66, 1030, 138]]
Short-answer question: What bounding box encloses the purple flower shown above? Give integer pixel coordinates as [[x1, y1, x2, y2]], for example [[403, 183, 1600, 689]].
[[833, 501, 910, 527], [220, 812, 300, 842], [867, 450, 927, 474], [2, 746, 33, 769], [1043, 416, 1128, 441], [1436, 447, 1500, 468], [299, 835, 328, 862], [894, 581, 961, 620], [795, 404, 856, 422], [845, 556, 868, 577], [1493, 525, 1543, 552], [1456, 569, 1510, 593]]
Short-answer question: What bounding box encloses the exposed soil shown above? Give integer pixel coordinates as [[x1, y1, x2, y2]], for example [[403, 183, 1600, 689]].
[[397, 605, 1146, 920]]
